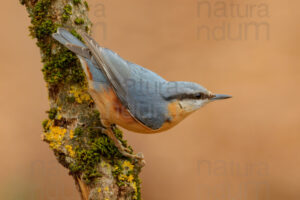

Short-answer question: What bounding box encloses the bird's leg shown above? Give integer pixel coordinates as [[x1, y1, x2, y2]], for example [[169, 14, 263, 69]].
[[94, 124, 144, 161], [104, 127, 144, 160], [104, 126, 130, 153]]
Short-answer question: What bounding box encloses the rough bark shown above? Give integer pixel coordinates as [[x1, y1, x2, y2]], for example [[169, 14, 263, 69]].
[[20, 0, 143, 199]]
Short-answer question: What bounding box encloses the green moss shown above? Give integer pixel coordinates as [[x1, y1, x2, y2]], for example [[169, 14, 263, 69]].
[[91, 135, 122, 159], [68, 111, 134, 184], [42, 48, 85, 85], [62, 4, 72, 22], [74, 127, 84, 137], [31, 0, 51, 20], [64, 5, 73, 15], [47, 108, 57, 120], [34, 19, 57, 39], [135, 177, 142, 200], [28, 0, 57, 58], [42, 119, 49, 131], [73, 0, 81, 5], [74, 18, 84, 25], [70, 29, 84, 41], [69, 132, 122, 182], [84, 1, 89, 11], [85, 26, 89, 32], [26, 0, 85, 87], [69, 133, 123, 183]]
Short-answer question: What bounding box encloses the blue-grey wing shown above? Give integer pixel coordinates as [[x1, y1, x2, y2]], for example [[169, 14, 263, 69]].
[[81, 32, 169, 129]]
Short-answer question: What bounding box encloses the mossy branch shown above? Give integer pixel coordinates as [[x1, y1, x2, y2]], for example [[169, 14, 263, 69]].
[[20, 0, 143, 199]]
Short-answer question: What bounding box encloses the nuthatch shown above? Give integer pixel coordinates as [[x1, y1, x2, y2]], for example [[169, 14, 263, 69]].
[[53, 28, 231, 159]]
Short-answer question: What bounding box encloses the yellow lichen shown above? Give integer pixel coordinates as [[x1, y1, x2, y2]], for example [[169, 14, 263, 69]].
[[69, 86, 93, 104], [131, 182, 138, 199], [118, 174, 127, 181], [104, 186, 109, 191], [97, 187, 101, 193], [44, 126, 67, 150], [45, 119, 53, 129], [127, 174, 134, 183], [57, 114, 62, 120], [69, 130, 74, 139], [122, 160, 134, 171], [65, 145, 75, 157]]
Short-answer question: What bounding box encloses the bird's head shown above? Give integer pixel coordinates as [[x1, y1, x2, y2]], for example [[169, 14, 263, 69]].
[[163, 81, 231, 114]]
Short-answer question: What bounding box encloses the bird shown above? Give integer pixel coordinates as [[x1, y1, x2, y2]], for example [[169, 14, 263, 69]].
[[52, 28, 231, 159]]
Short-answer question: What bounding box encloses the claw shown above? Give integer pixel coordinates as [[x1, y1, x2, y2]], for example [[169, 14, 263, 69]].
[[136, 152, 144, 159], [135, 152, 146, 166]]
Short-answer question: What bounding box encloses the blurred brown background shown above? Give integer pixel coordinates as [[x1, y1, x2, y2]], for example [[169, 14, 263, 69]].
[[1, 0, 299, 199]]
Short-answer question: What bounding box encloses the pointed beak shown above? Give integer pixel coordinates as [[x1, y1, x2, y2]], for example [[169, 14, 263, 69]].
[[211, 94, 232, 101]]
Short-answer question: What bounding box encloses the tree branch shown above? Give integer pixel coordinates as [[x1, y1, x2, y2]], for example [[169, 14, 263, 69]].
[[20, 0, 143, 199]]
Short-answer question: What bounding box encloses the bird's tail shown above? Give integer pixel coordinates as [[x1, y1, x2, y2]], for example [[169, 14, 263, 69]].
[[53, 28, 86, 47], [52, 28, 91, 59]]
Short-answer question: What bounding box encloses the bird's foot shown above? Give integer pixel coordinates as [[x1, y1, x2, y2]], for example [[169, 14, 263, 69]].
[[116, 144, 145, 166]]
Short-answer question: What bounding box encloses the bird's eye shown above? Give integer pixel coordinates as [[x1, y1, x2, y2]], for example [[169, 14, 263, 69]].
[[195, 93, 202, 99]]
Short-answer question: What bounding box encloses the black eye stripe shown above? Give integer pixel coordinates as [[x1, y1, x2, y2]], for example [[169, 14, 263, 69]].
[[165, 93, 209, 100], [194, 93, 207, 99]]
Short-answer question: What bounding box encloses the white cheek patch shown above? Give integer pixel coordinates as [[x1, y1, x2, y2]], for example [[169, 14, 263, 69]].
[[179, 99, 209, 113]]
